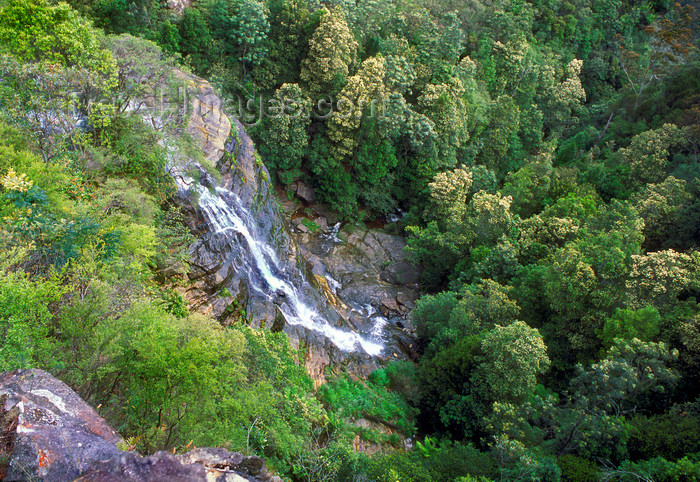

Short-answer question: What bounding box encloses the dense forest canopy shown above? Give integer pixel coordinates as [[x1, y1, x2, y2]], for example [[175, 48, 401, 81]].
[[0, 0, 699, 480]]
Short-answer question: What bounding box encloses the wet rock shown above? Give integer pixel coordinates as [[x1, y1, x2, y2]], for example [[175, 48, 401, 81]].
[[0, 369, 280, 482], [169, 69, 394, 381], [286, 219, 422, 369], [380, 298, 400, 317], [270, 307, 286, 333], [396, 292, 415, 310], [306, 254, 326, 277], [281, 324, 380, 388]]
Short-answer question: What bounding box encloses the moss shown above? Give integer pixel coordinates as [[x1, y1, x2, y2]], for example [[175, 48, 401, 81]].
[[301, 218, 320, 233]]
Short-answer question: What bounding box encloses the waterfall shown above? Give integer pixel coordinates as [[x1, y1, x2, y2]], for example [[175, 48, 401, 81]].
[[177, 174, 385, 356]]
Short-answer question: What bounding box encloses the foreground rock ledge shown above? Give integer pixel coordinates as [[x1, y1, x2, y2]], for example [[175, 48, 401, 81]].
[[0, 369, 281, 481]]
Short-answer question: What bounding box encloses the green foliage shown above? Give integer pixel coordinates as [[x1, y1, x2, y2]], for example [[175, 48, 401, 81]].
[[627, 410, 700, 462], [557, 454, 600, 482], [158, 289, 188, 318], [343, 441, 497, 482], [319, 374, 417, 435], [571, 338, 680, 417], [98, 115, 174, 200], [607, 455, 700, 482], [300, 7, 357, 96], [491, 436, 561, 482], [0, 256, 63, 370], [178, 7, 214, 72], [0, 0, 116, 75], [417, 334, 485, 438], [600, 307, 661, 349], [476, 321, 550, 403], [253, 83, 310, 184], [231, 0, 270, 67], [2, 0, 700, 477]]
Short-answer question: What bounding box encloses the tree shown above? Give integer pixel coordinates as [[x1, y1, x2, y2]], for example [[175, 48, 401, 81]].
[[618, 124, 686, 185], [542, 246, 598, 352], [424, 166, 473, 226], [230, 0, 270, 72], [488, 37, 531, 97], [626, 249, 700, 312], [178, 7, 214, 73], [255, 83, 310, 185], [576, 199, 644, 302], [570, 338, 679, 417], [537, 57, 586, 133], [417, 334, 486, 437], [157, 20, 181, 54], [353, 124, 399, 215], [466, 192, 516, 246], [326, 56, 387, 162], [405, 220, 471, 289], [0, 0, 115, 74], [600, 306, 661, 349], [417, 78, 469, 170], [415, 280, 521, 358], [449, 280, 520, 333], [0, 55, 112, 164], [618, 3, 696, 110], [300, 7, 357, 96], [489, 390, 628, 460], [412, 290, 459, 347], [305, 134, 358, 218], [632, 176, 693, 251], [0, 252, 64, 371], [253, 0, 312, 88], [476, 321, 550, 403], [478, 95, 520, 174], [502, 148, 554, 218], [102, 34, 175, 115]]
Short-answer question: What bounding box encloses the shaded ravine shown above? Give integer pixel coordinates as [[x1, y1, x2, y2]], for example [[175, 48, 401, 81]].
[[163, 71, 392, 382]]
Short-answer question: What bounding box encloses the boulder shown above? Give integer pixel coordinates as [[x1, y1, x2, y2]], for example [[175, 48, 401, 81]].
[[295, 182, 315, 203], [0, 369, 280, 482], [1, 369, 123, 481], [381, 260, 421, 286], [380, 298, 400, 317], [313, 216, 328, 232], [396, 292, 415, 310]]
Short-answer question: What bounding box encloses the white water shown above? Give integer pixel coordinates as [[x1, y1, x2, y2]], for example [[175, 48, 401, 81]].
[[179, 177, 384, 356]]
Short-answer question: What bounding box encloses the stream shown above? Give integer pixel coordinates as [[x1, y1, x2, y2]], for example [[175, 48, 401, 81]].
[[176, 173, 386, 356]]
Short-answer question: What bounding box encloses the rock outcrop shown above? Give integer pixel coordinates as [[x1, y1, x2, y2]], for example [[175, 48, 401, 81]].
[[0, 369, 280, 482]]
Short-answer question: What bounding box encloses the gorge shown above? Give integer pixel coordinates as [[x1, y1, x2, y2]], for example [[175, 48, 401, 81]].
[[167, 71, 419, 383]]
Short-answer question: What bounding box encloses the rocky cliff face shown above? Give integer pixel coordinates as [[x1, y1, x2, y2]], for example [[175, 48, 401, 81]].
[[0, 369, 280, 481]]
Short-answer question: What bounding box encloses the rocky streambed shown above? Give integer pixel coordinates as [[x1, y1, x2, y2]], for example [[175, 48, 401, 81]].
[[163, 71, 420, 385]]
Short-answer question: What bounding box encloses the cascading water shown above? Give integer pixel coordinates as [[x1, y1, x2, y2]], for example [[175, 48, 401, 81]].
[[176, 173, 385, 356]]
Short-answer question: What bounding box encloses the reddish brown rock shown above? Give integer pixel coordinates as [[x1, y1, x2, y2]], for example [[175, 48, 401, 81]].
[[0, 369, 280, 482]]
